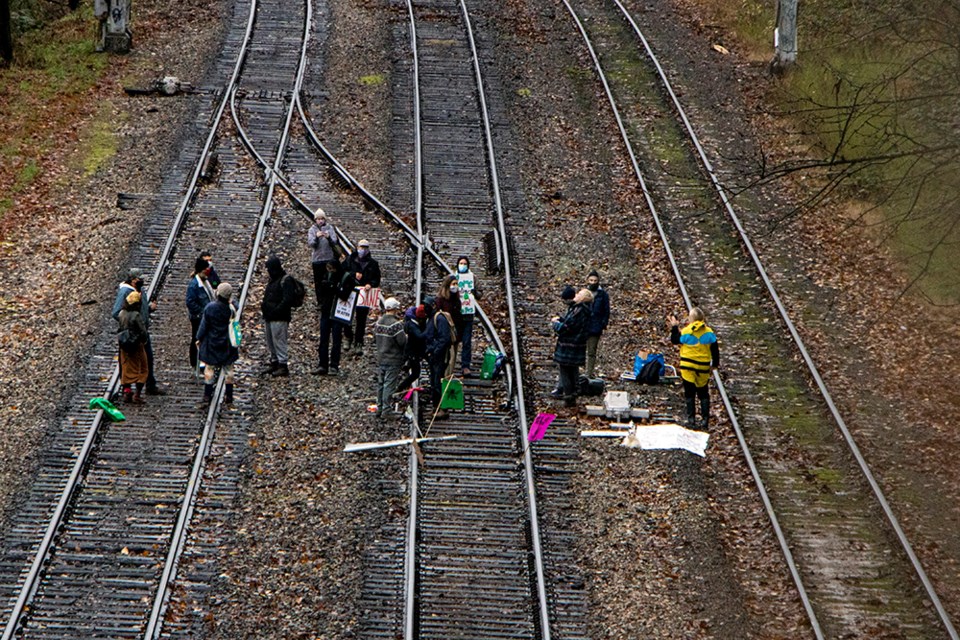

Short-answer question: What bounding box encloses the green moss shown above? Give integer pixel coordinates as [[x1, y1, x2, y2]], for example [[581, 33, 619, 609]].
[[358, 73, 385, 86], [79, 109, 121, 177], [13, 159, 40, 192], [516, 87, 532, 97]]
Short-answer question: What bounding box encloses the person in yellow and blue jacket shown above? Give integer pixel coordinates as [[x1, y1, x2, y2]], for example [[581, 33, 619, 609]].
[[667, 307, 719, 430]]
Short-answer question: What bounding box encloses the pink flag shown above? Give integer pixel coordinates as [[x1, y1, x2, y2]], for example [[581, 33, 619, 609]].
[[527, 413, 556, 442], [403, 387, 424, 402]]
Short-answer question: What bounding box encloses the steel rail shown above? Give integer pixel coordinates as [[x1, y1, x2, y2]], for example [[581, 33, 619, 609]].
[[0, 2, 259, 637], [556, 1, 826, 637], [401, 0, 425, 635], [143, 0, 314, 635], [458, 0, 552, 636], [610, 2, 958, 637]]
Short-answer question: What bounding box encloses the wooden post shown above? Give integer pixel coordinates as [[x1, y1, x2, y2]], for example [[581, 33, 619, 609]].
[[771, 0, 797, 75]]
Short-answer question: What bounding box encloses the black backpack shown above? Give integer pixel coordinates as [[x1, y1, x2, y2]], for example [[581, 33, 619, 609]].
[[638, 359, 661, 385], [286, 275, 306, 308], [117, 328, 141, 354]]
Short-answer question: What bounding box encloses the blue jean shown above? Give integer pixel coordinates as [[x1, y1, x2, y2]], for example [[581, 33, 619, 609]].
[[378, 364, 402, 415], [460, 314, 475, 370], [320, 316, 345, 370]]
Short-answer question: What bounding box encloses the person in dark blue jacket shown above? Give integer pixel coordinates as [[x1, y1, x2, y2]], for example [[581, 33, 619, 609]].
[[552, 288, 593, 407], [585, 270, 610, 378], [398, 302, 429, 392], [424, 296, 452, 418], [196, 283, 240, 405], [186, 257, 216, 369]]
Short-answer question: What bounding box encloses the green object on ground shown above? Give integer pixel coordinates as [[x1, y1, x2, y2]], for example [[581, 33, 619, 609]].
[[480, 347, 498, 380], [440, 378, 464, 411], [89, 397, 125, 422]]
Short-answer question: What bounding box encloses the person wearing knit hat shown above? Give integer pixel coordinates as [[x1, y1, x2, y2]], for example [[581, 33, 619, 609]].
[[374, 297, 407, 419], [308, 210, 340, 304], [186, 257, 215, 369], [561, 285, 576, 302], [551, 288, 594, 407], [197, 281, 241, 406], [584, 270, 610, 378], [118, 290, 149, 404], [112, 267, 164, 395]]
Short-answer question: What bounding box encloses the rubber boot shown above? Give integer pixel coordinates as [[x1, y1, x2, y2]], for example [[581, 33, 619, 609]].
[[271, 363, 290, 377], [685, 398, 696, 427], [200, 383, 214, 407], [699, 396, 710, 430], [225, 383, 234, 404]]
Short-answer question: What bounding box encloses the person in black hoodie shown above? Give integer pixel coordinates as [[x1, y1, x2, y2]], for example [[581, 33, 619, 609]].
[[344, 239, 382, 353], [312, 258, 346, 375], [326, 261, 359, 376], [260, 255, 297, 377], [398, 300, 430, 392], [424, 296, 453, 419]]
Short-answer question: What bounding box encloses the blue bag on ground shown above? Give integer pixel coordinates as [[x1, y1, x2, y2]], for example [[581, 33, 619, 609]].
[[633, 351, 665, 376]]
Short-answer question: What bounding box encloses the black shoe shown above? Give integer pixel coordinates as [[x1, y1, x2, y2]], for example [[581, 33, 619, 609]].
[[549, 388, 563, 398], [260, 362, 280, 376], [563, 396, 576, 407], [145, 385, 167, 396], [271, 364, 290, 377], [327, 367, 339, 377], [311, 367, 328, 376]]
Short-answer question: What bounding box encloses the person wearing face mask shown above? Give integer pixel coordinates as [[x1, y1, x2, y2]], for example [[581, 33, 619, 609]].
[[584, 270, 610, 378], [199, 250, 221, 289], [344, 239, 382, 354], [435, 274, 463, 378], [455, 256, 480, 375]]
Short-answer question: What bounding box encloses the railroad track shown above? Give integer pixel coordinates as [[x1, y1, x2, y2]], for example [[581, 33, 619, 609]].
[[0, 0, 315, 635], [559, 0, 959, 637]]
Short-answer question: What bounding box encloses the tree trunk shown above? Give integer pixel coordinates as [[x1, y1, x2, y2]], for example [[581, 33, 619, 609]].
[[771, 0, 798, 75], [0, 0, 13, 66]]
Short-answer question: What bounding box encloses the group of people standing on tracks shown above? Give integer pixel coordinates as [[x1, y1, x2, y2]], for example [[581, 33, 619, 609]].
[[110, 208, 719, 428]]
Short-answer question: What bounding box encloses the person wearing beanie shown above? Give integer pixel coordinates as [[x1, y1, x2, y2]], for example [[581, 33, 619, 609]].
[[112, 267, 165, 395], [196, 282, 240, 406], [551, 285, 578, 397], [374, 297, 407, 419], [344, 239, 381, 354], [584, 270, 611, 378], [259, 255, 298, 377], [186, 257, 216, 369], [308, 210, 341, 303], [118, 290, 150, 404], [398, 300, 430, 393], [551, 288, 594, 407]]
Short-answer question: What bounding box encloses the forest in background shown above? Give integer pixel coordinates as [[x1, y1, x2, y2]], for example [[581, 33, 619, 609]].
[[701, 0, 960, 304]]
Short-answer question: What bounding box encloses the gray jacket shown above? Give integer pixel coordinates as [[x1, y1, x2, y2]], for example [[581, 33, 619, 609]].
[[375, 314, 407, 367], [308, 222, 339, 263]]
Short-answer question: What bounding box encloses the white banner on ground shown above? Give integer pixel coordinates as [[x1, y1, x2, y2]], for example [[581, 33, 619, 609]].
[[620, 423, 709, 457]]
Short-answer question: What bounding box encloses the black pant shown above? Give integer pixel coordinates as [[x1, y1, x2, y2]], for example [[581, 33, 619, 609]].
[[399, 354, 423, 392], [145, 336, 157, 388], [429, 348, 449, 406], [312, 262, 326, 305], [190, 316, 201, 367], [319, 315, 345, 370], [682, 378, 710, 423], [345, 306, 370, 347], [558, 364, 579, 401]]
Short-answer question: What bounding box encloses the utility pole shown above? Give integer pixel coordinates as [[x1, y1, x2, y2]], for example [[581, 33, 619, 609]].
[[771, 0, 797, 75], [0, 0, 12, 65], [94, 0, 132, 53]]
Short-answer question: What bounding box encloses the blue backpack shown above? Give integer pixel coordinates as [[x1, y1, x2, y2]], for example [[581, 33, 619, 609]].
[[633, 352, 665, 385]]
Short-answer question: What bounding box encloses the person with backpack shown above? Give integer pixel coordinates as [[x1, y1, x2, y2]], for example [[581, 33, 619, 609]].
[[435, 274, 463, 377], [374, 297, 407, 420], [344, 239, 381, 354], [260, 255, 299, 377], [585, 270, 610, 378], [118, 291, 149, 404], [112, 268, 165, 395], [424, 295, 454, 419], [398, 300, 430, 392], [552, 288, 593, 407], [667, 307, 720, 429], [196, 283, 240, 406], [186, 257, 216, 370], [455, 256, 480, 375]]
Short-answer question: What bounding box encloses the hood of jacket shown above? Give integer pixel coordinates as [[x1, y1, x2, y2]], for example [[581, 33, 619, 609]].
[[266, 256, 285, 280]]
